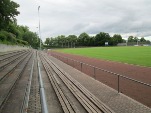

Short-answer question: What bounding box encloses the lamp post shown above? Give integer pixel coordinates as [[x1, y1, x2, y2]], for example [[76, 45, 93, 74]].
[[126, 40, 128, 46], [38, 6, 41, 50], [137, 39, 139, 46], [36, 27, 39, 47], [136, 30, 139, 46]]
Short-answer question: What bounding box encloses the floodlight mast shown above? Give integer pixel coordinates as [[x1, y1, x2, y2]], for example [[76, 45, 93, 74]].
[[38, 6, 41, 50]]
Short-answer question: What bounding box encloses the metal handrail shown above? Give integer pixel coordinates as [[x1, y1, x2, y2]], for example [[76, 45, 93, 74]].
[[38, 61, 48, 113], [52, 53, 151, 89]]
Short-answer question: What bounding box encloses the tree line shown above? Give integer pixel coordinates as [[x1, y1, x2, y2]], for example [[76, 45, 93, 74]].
[[45, 32, 150, 48], [127, 36, 150, 43], [45, 32, 124, 48], [0, 0, 40, 49]]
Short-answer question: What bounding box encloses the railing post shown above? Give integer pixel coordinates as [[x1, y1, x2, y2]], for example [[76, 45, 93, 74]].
[[118, 75, 120, 93], [73, 60, 75, 67], [93, 66, 96, 79], [67, 58, 68, 64], [81, 62, 83, 72]]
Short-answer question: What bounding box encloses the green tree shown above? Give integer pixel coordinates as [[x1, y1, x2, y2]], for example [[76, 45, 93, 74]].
[[49, 37, 59, 47], [128, 36, 134, 42], [95, 32, 111, 46], [88, 36, 95, 46], [44, 32, 129, 48], [0, 1, 41, 48], [112, 34, 123, 45], [133, 37, 138, 42], [67, 35, 77, 48], [6, 22, 22, 39], [59, 35, 66, 47], [45, 38, 50, 45], [78, 32, 90, 46], [146, 40, 151, 44], [140, 37, 146, 42], [66, 36, 71, 48], [22, 31, 40, 49], [0, 0, 20, 30]]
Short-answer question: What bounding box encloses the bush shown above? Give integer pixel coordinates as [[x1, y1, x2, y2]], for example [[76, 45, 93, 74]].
[[16, 39, 28, 45], [0, 33, 7, 41], [0, 30, 17, 43], [0, 30, 7, 41], [0, 30, 29, 46], [21, 40, 28, 45], [16, 39, 21, 44], [7, 32, 16, 43]]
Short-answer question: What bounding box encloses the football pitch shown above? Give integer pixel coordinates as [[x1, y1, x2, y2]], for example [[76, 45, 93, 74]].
[[55, 46, 151, 67]]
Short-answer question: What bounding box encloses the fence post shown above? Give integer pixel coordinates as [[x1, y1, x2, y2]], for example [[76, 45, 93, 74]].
[[67, 58, 68, 64], [64, 57, 65, 63], [118, 75, 120, 93], [81, 62, 83, 72], [73, 60, 75, 67], [93, 66, 96, 79]]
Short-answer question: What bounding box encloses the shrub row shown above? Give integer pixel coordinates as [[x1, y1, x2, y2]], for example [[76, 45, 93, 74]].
[[0, 30, 28, 45]]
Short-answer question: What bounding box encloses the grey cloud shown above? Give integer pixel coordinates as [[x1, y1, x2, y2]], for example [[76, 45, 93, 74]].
[[13, 0, 151, 41]]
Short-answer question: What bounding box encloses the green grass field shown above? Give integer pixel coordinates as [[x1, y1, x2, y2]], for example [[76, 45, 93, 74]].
[[55, 46, 151, 67]]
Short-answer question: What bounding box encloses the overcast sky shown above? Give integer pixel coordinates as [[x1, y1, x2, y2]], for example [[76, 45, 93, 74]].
[[13, 0, 151, 41]]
